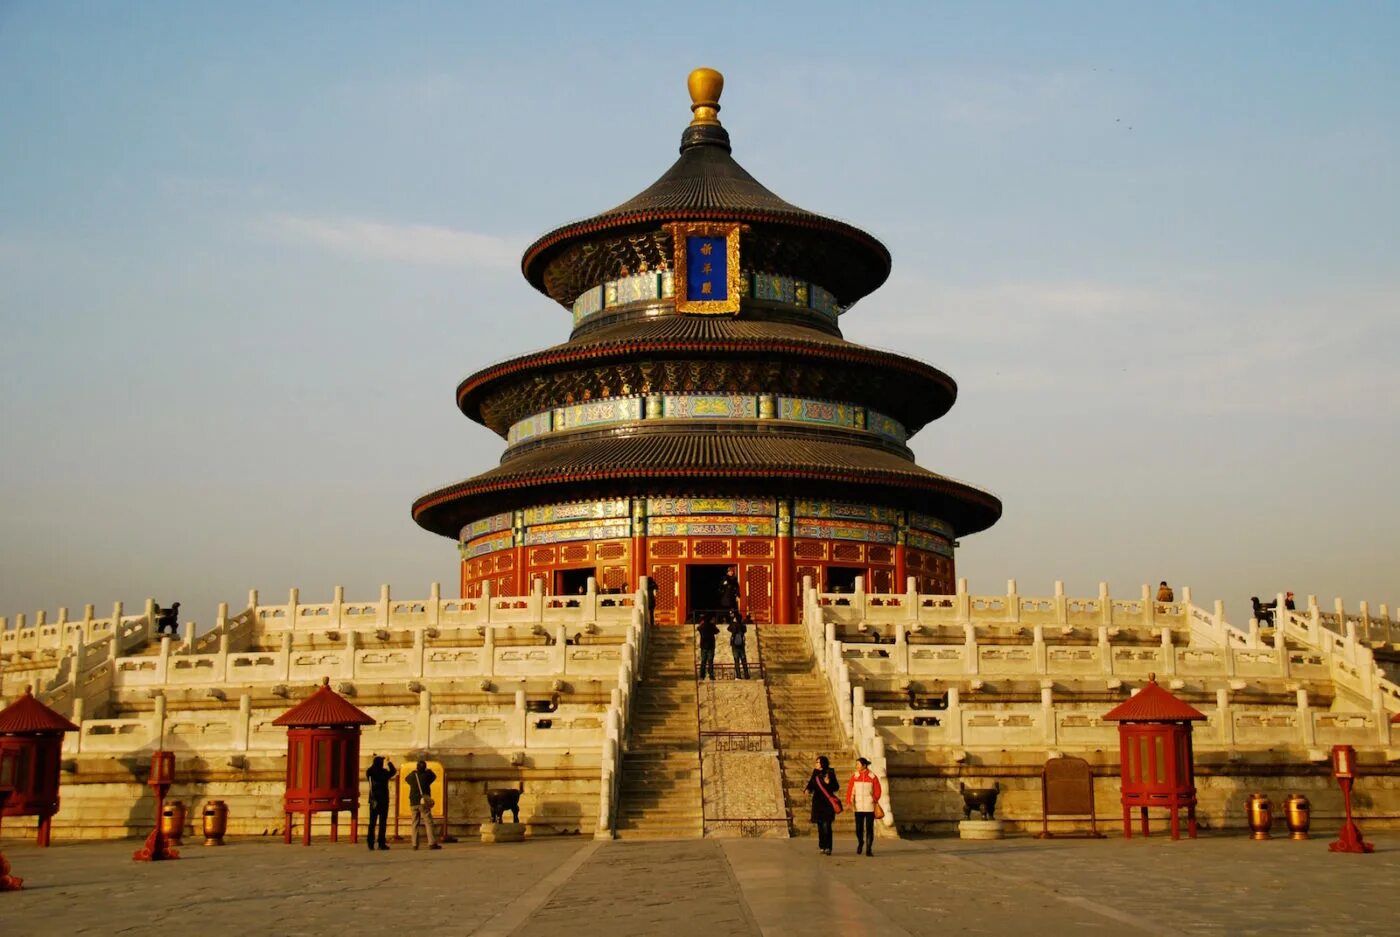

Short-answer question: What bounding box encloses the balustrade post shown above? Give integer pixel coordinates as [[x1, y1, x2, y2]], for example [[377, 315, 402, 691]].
[[428, 582, 441, 627], [1032, 623, 1046, 672], [69, 697, 84, 754], [415, 689, 433, 751], [218, 631, 231, 681], [893, 622, 908, 670], [344, 629, 358, 679], [1296, 689, 1314, 747], [158, 634, 172, 684], [946, 686, 963, 746], [379, 584, 391, 629], [1007, 579, 1020, 624], [483, 625, 495, 676], [555, 623, 568, 672], [1247, 618, 1260, 649], [279, 632, 292, 680], [482, 580, 494, 624], [963, 622, 978, 674], [955, 577, 970, 623], [412, 628, 425, 678], [1143, 583, 1155, 627], [1160, 627, 1176, 675], [1216, 688, 1232, 747], [1041, 680, 1056, 745], [1358, 601, 1372, 643], [513, 689, 527, 747], [332, 585, 344, 629], [1054, 580, 1067, 626], [1098, 626, 1113, 676], [288, 588, 299, 631], [1099, 582, 1112, 627], [236, 693, 251, 751]]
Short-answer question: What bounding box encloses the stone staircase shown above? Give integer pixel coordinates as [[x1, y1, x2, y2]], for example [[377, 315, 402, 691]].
[[757, 626, 859, 839], [615, 627, 703, 839]]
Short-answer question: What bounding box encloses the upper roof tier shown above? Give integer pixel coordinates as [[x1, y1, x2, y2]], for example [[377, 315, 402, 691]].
[[521, 69, 892, 310]]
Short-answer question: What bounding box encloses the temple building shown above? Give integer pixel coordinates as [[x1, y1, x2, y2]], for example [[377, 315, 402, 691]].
[[412, 68, 1002, 623]]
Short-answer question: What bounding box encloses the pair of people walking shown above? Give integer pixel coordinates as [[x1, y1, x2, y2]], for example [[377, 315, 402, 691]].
[[806, 755, 883, 856], [695, 610, 751, 680], [364, 756, 441, 850]]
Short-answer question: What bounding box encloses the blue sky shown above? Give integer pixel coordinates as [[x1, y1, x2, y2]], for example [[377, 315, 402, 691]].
[[2, 2, 1397, 628]]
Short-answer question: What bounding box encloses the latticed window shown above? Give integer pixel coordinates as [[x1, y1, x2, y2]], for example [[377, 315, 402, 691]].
[[651, 539, 685, 558], [598, 541, 627, 560], [693, 539, 730, 559], [738, 539, 773, 557], [833, 543, 863, 562], [562, 544, 590, 563]]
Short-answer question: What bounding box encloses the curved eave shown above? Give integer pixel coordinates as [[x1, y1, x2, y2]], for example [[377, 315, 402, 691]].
[[455, 338, 957, 434], [412, 438, 1001, 542], [521, 209, 891, 306]]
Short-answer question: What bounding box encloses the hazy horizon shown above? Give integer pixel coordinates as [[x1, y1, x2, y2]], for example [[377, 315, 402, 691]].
[[3, 2, 1397, 632]]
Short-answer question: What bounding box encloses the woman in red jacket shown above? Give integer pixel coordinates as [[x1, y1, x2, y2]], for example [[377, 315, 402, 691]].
[[846, 757, 882, 856]]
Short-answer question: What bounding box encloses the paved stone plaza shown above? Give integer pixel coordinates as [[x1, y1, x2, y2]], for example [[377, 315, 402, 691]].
[[1, 832, 1396, 936]]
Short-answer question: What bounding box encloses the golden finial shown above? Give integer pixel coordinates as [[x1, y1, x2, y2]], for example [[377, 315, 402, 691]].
[[687, 67, 724, 127]]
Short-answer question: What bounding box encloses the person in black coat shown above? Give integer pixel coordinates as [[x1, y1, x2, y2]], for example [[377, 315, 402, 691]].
[[805, 755, 841, 855], [365, 755, 397, 850], [717, 566, 742, 626], [696, 613, 719, 680]]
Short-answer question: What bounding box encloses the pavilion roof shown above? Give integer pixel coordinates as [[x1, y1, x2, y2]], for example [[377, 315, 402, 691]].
[[272, 678, 376, 728], [0, 685, 79, 734], [1103, 677, 1207, 722]]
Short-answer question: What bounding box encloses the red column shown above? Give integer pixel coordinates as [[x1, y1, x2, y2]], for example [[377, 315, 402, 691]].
[[513, 544, 527, 597], [893, 543, 907, 593]]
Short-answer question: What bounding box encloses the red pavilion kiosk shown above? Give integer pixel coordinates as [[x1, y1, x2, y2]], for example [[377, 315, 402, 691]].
[[1103, 674, 1206, 840], [273, 677, 375, 845], [0, 686, 78, 847]]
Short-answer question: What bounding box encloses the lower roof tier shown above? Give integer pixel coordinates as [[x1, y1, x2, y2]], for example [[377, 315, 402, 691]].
[[457, 316, 958, 436], [412, 432, 1001, 540]]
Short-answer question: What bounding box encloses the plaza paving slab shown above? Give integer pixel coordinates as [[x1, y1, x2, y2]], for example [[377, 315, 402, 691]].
[[1, 832, 1396, 936]]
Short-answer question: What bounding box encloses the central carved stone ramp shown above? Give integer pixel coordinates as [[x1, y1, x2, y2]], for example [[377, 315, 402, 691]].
[[757, 626, 858, 838], [615, 626, 703, 839]]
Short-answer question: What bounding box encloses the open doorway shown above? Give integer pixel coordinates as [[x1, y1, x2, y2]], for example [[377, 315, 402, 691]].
[[685, 563, 731, 623], [556, 568, 593, 598], [826, 566, 863, 594]]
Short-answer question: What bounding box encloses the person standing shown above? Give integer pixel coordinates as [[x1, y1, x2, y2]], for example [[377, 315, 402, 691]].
[[728, 614, 751, 679], [806, 755, 841, 855], [846, 756, 882, 856], [718, 566, 742, 626], [365, 755, 397, 850], [406, 760, 441, 850], [696, 613, 719, 680]]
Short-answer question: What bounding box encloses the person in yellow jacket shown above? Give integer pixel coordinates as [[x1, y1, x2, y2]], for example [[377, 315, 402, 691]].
[[846, 757, 882, 856]]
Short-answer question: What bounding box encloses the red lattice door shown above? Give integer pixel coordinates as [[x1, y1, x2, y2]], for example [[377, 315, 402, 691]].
[[649, 564, 679, 624], [743, 563, 773, 623]]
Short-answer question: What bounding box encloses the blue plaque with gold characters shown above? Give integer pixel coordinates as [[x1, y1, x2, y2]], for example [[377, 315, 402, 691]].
[[670, 222, 741, 314]]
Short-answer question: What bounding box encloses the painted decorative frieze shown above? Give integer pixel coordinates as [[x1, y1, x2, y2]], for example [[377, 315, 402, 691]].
[[909, 512, 955, 538], [794, 500, 900, 524], [462, 511, 513, 542], [661, 394, 758, 419], [647, 516, 777, 537], [462, 531, 513, 559], [523, 520, 632, 546], [570, 267, 841, 327], [646, 497, 776, 516], [907, 529, 954, 557], [521, 499, 630, 526], [793, 518, 896, 544]]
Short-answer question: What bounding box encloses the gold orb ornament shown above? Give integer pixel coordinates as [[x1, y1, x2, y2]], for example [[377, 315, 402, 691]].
[[687, 67, 724, 126]]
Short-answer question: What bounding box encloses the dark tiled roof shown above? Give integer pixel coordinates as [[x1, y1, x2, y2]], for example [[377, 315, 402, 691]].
[[272, 678, 376, 728], [0, 686, 78, 734], [412, 432, 1002, 539], [1102, 679, 1207, 722], [521, 130, 891, 306], [455, 316, 958, 435]]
